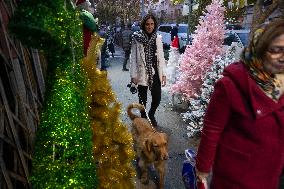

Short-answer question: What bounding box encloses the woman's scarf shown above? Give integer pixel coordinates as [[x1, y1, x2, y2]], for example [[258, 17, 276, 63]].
[[132, 30, 157, 89], [241, 28, 282, 100]]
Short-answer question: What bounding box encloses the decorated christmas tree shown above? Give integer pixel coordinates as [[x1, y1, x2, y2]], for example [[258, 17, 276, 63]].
[[9, 0, 100, 188], [182, 44, 240, 137], [82, 34, 136, 189], [171, 0, 226, 99], [9, 0, 135, 188], [166, 36, 181, 85]]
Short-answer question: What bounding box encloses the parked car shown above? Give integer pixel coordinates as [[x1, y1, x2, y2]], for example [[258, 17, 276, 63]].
[[177, 24, 191, 51], [157, 24, 173, 47], [225, 24, 244, 30], [157, 23, 190, 50], [223, 29, 250, 47]]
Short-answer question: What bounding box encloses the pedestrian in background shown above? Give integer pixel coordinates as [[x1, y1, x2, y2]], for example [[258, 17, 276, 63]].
[[121, 23, 133, 71], [195, 19, 284, 189], [129, 14, 167, 127], [106, 26, 115, 58], [99, 32, 108, 71]]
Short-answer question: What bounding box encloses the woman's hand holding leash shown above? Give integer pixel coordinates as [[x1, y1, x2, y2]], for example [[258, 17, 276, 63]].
[[131, 78, 138, 85]]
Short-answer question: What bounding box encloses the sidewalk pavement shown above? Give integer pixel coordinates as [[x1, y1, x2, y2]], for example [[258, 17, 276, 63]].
[[106, 46, 199, 189]]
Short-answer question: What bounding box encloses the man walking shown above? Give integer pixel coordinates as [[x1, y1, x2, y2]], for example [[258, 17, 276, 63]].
[[121, 23, 133, 71]]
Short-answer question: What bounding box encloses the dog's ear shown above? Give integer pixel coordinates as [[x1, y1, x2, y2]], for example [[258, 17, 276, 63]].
[[144, 139, 152, 152]]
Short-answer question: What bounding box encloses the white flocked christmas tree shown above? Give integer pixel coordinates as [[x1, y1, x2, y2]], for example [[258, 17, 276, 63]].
[[171, 0, 226, 99], [183, 43, 241, 137], [166, 36, 181, 85]]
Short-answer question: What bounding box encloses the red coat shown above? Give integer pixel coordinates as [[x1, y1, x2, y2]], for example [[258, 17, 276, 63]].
[[83, 25, 92, 55], [79, 10, 98, 56], [196, 62, 284, 189]]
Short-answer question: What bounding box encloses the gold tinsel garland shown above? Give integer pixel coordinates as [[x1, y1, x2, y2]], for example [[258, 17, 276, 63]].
[[81, 33, 136, 189]]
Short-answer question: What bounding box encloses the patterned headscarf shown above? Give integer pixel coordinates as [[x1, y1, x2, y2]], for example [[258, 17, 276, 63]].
[[132, 30, 157, 89], [241, 27, 282, 100]]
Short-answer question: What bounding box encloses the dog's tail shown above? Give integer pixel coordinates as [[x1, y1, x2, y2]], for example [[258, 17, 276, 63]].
[[127, 103, 145, 120]]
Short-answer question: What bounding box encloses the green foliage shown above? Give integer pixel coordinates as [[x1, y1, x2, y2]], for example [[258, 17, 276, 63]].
[[171, 0, 185, 4], [31, 62, 97, 189], [9, 0, 84, 85], [94, 0, 141, 25], [189, 0, 211, 33], [9, 0, 82, 58], [183, 0, 247, 33], [225, 6, 245, 24], [8, 0, 98, 188]]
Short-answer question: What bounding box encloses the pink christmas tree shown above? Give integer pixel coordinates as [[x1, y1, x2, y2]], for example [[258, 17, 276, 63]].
[[171, 0, 225, 99]]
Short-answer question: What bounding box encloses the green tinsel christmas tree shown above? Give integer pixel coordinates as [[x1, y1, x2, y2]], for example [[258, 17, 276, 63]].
[[9, 0, 98, 188]]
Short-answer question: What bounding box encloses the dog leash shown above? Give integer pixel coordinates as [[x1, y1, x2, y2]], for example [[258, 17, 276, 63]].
[[143, 106, 156, 131], [137, 93, 156, 131]]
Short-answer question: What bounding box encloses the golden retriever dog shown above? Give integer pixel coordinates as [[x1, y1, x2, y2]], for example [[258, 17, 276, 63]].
[[127, 103, 169, 189]]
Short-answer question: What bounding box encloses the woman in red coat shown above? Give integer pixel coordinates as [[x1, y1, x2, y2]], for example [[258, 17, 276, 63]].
[[195, 19, 284, 189]]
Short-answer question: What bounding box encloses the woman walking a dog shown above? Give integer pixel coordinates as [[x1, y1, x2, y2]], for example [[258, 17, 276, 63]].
[[129, 14, 166, 127], [195, 19, 284, 189]]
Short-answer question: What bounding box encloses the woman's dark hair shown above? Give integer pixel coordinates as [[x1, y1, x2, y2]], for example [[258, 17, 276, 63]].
[[140, 14, 158, 32], [254, 19, 284, 59]]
